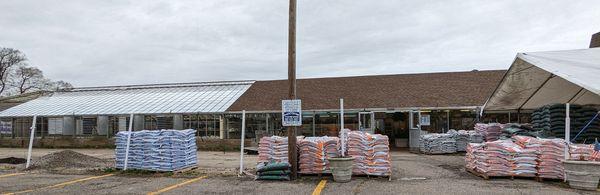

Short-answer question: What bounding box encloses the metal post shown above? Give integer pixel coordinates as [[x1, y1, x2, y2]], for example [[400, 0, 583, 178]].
[[287, 0, 298, 180], [564, 103, 570, 182], [239, 110, 246, 176], [124, 113, 134, 170], [25, 115, 37, 169], [340, 99, 344, 129]]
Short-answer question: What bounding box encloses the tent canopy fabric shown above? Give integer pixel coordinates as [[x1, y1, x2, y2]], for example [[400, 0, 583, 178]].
[[484, 48, 600, 111]]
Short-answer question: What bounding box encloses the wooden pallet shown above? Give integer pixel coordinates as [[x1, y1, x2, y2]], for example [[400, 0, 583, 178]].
[[466, 168, 536, 180], [173, 166, 198, 173], [300, 172, 392, 181]]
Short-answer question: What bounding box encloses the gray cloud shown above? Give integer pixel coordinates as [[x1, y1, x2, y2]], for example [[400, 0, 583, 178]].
[[1, 0, 599, 87]]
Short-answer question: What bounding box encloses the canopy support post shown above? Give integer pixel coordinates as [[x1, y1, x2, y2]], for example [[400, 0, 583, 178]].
[[25, 115, 37, 169], [564, 103, 570, 182]]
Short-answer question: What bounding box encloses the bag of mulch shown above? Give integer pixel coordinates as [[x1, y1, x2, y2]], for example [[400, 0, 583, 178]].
[[258, 170, 291, 176], [257, 162, 290, 172], [256, 175, 291, 181]]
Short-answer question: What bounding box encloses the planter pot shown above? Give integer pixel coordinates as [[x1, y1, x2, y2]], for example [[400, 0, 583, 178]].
[[328, 157, 354, 182], [564, 160, 600, 191]]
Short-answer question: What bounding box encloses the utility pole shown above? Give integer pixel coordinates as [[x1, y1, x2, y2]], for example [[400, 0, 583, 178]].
[[287, 0, 298, 180]]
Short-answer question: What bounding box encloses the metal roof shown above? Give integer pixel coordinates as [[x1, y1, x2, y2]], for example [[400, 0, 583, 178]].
[[0, 81, 254, 117]]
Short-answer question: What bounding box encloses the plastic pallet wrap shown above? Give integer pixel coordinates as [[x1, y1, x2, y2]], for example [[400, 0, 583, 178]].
[[115, 129, 197, 172], [419, 133, 456, 154], [347, 131, 391, 176], [475, 123, 503, 142], [257, 136, 290, 164], [298, 136, 340, 174]]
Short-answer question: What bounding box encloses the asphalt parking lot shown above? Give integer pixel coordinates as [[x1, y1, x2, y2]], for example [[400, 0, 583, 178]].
[[0, 149, 596, 195]]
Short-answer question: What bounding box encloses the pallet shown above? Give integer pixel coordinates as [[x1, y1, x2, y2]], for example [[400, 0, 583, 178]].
[[173, 166, 198, 173], [536, 177, 564, 182], [300, 172, 392, 181], [466, 168, 535, 180]]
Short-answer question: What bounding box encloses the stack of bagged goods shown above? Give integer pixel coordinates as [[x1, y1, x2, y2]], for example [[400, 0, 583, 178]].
[[466, 140, 537, 177], [465, 143, 485, 173], [255, 161, 291, 180], [298, 136, 340, 174], [452, 130, 484, 152], [475, 123, 503, 142], [500, 124, 539, 140], [257, 136, 290, 165], [538, 138, 566, 179], [465, 141, 511, 176], [347, 131, 391, 176], [568, 144, 596, 161], [419, 133, 456, 154], [115, 129, 197, 171], [507, 138, 538, 177], [531, 104, 599, 143]]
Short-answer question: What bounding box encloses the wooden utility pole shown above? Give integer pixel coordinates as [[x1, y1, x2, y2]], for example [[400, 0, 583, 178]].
[[287, 0, 298, 180]]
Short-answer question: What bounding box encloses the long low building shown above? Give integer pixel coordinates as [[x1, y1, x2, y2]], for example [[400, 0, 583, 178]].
[[0, 70, 512, 148]]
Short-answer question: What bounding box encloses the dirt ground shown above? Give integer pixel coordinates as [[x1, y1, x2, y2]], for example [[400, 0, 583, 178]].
[[0, 148, 596, 194]]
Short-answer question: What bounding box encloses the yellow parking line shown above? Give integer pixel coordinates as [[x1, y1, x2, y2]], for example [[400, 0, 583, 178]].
[[147, 176, 207, 195], [0, 173, 26, 178], [312, 179, 328, 195], [2, 173, 114, 195]]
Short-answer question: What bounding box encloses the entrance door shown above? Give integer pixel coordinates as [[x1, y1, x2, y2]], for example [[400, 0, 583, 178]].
[[358, 112, 375, 134], [408, 110, 421, 151]]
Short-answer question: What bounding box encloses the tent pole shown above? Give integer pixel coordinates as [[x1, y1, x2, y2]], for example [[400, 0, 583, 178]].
[[25, 115, 37, 169]]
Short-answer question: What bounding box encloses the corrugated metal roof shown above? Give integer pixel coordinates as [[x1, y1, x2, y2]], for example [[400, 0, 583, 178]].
[[0, 81, 254, 117]]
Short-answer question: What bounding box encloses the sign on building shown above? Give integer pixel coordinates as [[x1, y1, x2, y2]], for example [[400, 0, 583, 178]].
[[0, 120, 12, 135], [282, 99, 302, 126], [420, 114, 431, 126]]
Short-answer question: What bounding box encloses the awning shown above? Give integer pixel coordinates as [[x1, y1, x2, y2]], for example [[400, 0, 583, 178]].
[[0, 81, 254, 117], [483, 48, 600, 111]]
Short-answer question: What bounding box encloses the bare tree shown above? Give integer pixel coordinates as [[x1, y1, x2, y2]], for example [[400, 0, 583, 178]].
[[12, 66, 45, 94], [51, 80, 74, 91], [0, 48, 26, 95]]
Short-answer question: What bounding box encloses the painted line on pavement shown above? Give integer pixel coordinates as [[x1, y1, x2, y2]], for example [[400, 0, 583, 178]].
[[312, 179, 328, 195], [147, 176, 208, 195], [0, 173, 26, 179], [1, 173, 114, 195]]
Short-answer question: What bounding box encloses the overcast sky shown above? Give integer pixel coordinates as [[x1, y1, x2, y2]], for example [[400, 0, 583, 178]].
[[1, 0, 599, 87]]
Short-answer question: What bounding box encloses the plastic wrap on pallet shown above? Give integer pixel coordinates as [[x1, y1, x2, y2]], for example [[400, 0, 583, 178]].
[[475, 123, 503, 142], [465, 139, 537, 177], [257, 136, 290, 165], [347, 131, 391, 176], [115, 129, 197, 172], [419, 133, 456, 154], [298, 136, 340, 174]]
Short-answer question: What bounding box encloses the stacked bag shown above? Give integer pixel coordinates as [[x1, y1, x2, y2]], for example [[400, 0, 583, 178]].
[[298, 137, 340, 174], [258, 136, 290, 164], [538, 139, 566, 179], [465, 139, 537, 177], [256, 162, 291, 180], [453, 130, 484, 152], [531, 104, 600, 143], [419, 133, 456, 154], [115, 129, 197, 171], [347, 131, 392, 176], [475, 123, 503, 141]]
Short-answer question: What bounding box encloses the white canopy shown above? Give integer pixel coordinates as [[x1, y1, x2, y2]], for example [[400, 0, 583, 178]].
[[483, 48, 600, 111]]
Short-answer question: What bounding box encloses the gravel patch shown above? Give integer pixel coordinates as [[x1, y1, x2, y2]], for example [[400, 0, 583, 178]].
[[26, 150, 113, 174]]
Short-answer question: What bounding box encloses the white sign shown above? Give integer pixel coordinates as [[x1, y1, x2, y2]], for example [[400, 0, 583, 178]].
[[282, 99, 302, 126], [420, 114, 431, 126], [0, 121, 12, 135]]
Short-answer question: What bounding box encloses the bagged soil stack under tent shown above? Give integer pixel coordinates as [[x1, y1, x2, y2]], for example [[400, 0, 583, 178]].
[[26, 150, 112, 173]]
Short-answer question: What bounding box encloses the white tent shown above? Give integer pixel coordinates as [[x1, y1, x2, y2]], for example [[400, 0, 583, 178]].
[[483, 48, 600, 112]]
